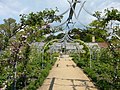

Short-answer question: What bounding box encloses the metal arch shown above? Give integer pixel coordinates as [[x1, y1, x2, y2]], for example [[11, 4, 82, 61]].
[[53, 0, 84, 28], [59, 32, 74, 42], [77, 1, 86, 18], [41, 39, 59, 68], [58, 26, 82, 43], [53, 0, 112, 30], [73, 39, 92, 68], [91, 45, 100, 60], [91, 45, 100, 50], [53, 0, 78, 28], [49, 45, 56, 62], [42, 28, 79, 54], [67, 0, 87, 28], [42, 39, 59, 52], [41, 0, 93, 68], [50, 0, 93, 30], [41, 41, 90, 69], [41, 37, 92, 68]]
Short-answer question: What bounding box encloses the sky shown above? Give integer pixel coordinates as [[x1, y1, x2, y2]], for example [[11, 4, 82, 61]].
[[0, 0, 120, 28]]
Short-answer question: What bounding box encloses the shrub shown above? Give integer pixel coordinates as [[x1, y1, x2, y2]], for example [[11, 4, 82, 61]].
[[84, 67, 97, 82]]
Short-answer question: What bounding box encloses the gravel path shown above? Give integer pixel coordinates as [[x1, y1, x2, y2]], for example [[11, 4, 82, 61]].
[[38, 55, 98, 90]]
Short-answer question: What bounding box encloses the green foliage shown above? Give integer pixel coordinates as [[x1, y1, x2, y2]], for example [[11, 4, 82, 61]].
[[0, 18, 20, 50], [68, 28, 81, 39], [84, 67, 97, 82], [23, 47, 57, 90], [71, 47, 120, 90], [104, 8, 120, 23], [0, 8, 62, 90], [20, 9, 62, 27], [56, 33, 65, 39], [52, 52, 59, 57], [0, 5, 120, 90]]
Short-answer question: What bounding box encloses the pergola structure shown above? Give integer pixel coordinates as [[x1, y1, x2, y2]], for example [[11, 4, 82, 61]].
[[41, 27, 94, 69], [34, 0, 100, 69], [33, 0, 119, 70]]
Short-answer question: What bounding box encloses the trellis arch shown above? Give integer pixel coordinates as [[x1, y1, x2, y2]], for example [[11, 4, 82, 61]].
[[72, 39, 92, 68], [41, 38, 92, 68]]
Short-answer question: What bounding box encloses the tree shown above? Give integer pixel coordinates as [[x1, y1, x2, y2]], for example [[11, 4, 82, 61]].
[[0, 9, 63, 90], [68, 28, 81, 39], [88, 20, 107, 42], [0, 18, 20, 50], [56, 33, 65, 39], [89, 8, 120, 88]]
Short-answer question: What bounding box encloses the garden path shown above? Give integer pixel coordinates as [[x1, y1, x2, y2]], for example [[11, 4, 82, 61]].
[[38, 55, 98, 90]]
